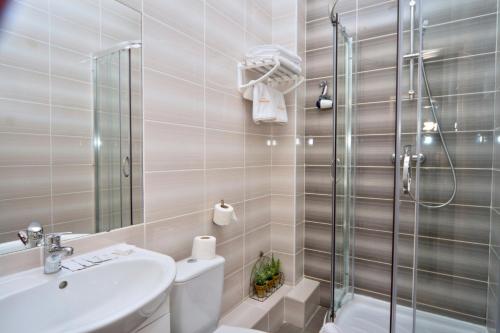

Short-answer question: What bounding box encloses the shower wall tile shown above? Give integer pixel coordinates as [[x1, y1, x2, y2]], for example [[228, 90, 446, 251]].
[[354, 1, 397, 40], [305, 166, 331, 195], [402, 131, 494, 169], [402, 92, 495, 133], [416, 0, 497, 27], [305, 0, 495, 322], [305, 194, 331, 223]]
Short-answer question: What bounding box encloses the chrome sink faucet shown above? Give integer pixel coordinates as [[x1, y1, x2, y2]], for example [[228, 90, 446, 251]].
[[43, 233, 74, 274], [17, 221, 44, 248]]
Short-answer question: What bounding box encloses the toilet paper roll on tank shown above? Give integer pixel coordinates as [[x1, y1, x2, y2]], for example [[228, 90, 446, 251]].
[[213, 200, 238, 226]]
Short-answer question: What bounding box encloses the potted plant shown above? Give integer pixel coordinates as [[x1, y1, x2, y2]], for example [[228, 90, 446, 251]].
[[271, 255, 281, 288], [254, 269, 267, 298], [264, 263, 274, 292]]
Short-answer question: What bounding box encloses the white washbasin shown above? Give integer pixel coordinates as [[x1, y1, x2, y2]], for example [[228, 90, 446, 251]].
[[0, 244, 176, 333]]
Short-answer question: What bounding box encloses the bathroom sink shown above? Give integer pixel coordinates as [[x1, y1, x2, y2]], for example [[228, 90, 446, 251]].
[[0, 245, 176, 333]]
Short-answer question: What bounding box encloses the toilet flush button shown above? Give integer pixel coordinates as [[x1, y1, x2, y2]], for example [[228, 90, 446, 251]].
[[187, 258, 197, 263]]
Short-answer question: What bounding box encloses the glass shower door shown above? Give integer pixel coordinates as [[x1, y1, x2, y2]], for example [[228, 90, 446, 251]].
[[332, 24, 354, 313], [393, 0, 496, 332]]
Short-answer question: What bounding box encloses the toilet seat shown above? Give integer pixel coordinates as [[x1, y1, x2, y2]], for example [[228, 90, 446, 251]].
[[215, 325, 266, 333]]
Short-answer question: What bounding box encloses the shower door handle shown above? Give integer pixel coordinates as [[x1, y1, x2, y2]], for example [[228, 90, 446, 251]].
[[402, 145, 412, 194], [122, 156, 130, 178]]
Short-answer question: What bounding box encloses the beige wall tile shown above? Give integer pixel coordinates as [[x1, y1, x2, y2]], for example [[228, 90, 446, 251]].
[[221, 270, 244, 316], [217, 236, 244, 276], [0, 99, 50, 135], [144, 69, 204, 126], [145, 211, 206, 260], [272, 166, 295, 195], [272, 195, 295, 225], [0, 166, 50, 200], [206, 168, 245, 208], [0, 196, 51, 234], [272, 223, 295, 254], [206, 130, 245, 169], [206, 88, 246, 133], [206, 6, 245, 60], [145, 170, 205, 222], [52, 192, 94, 224], [144, 121, 204, 171], [245, 134, 272, 167], [246, 166, 271, 199], [0, 133, 50, 166], [52, 136, 93, 165], [143, 0, 204, 41], [0, 65, 49, 104], [143, 16, 204, 83], [245, 224, 271, 264], [245, 196, 271, 232]]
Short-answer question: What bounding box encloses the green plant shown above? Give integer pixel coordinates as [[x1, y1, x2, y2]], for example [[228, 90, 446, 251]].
[[270, 255, 281, 276], [254, 270, 267, 286]]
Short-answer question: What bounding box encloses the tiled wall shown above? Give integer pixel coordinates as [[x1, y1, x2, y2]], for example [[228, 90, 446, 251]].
[[305, 0, 498, 324], [270, 0, 306, 287], [488, 1, 500, 331], [0, 0, 140, 243], [0, 0, 308, 318]]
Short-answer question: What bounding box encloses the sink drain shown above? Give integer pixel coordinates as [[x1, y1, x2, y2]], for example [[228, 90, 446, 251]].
[[59, 281, 68, 289]]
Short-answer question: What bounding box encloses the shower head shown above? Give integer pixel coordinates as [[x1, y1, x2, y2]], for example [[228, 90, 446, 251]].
[[422, 48, 443, 60], [329, 0, 340, 24]]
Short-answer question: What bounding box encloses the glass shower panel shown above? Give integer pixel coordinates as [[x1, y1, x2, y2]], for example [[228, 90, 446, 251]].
[[333, 26, 354, 312], [94, 47, 135, 232]]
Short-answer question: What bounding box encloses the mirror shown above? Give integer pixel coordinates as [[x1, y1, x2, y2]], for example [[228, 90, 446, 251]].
[[0, 0, 143, 255]]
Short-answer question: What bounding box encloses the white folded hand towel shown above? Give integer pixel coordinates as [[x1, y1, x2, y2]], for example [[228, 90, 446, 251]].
[[320, 323, 343, 333], [247, 44, 302, 65], [251, 83, 287, 124]]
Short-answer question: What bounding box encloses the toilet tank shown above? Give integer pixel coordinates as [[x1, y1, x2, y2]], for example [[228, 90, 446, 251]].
[[171, 256, 225, 333]]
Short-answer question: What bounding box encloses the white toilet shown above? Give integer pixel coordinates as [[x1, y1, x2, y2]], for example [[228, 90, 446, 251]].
[[171, 256, 265, 333]]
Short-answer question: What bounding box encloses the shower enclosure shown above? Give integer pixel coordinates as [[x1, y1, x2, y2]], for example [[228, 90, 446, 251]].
[[93, 42, 143, 232], [319, 0, 500, 332]]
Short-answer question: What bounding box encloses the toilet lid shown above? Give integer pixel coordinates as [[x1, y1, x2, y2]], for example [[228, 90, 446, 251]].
[[215, 325, 266, 333]]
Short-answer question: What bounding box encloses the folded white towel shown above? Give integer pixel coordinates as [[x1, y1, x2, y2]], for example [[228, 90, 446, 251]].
[[251, 82, 287, 124], [247, 44, 302, 65], [320, 323, 343, 333]]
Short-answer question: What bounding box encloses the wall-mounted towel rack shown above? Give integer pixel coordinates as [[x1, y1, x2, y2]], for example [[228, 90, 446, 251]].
[[237, 55, 304, 95]]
